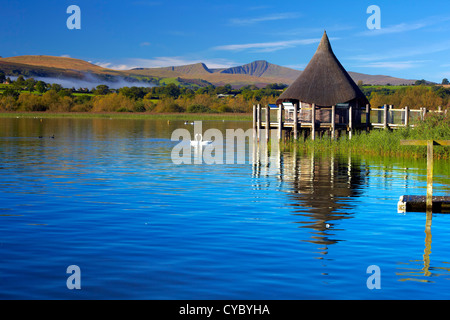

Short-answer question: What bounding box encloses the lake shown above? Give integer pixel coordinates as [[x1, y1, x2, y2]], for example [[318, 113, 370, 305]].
[[0, 117, 449, 299]]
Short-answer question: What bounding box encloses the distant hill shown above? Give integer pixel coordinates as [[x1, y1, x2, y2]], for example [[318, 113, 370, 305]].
[[0, 55, 417, 88], [347, 71, 416, 86], [1, 55, 109, 73], [158, 62, 212, 75], [130, 59, 417, 86]]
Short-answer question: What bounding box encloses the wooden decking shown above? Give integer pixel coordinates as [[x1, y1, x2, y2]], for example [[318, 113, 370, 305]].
[[253, 103, 447, 141]]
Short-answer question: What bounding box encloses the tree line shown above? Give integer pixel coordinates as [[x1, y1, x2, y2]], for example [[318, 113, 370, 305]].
[[365, 85, 450, 110], [0, 75, 287, 113], [0, 73, 449, 113]]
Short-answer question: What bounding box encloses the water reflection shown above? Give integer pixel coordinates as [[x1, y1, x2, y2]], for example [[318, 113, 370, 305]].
[[251, 138, 450, 283], [252, 139, 367, 251], [396, 211, 450, 282]]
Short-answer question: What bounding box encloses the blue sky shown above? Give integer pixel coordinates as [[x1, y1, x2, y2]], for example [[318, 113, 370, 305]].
[[1, 0, 450, 82]]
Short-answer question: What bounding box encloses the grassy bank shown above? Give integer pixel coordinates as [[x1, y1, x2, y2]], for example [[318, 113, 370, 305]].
[[282, 113, 450, 160], [0, 111, 252, 121]]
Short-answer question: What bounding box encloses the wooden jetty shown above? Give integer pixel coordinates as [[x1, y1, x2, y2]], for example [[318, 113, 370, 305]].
[[253, 31, 447, 141], [253, 103, 446, 141]]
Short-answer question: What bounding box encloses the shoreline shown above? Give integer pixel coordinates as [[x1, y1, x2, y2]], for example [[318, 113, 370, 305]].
[[1, 111, 448, 160], [0, 111, 253, 121]]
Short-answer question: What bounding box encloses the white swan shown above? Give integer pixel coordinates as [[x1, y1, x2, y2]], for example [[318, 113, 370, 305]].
[[190, 133, 212, 146]]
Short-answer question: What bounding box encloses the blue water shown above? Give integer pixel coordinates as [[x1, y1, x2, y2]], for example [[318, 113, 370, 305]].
[[0, 117, 449, 299]]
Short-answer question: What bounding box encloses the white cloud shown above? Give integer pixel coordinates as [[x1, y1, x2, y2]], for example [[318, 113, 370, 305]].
[[93, 57, 240, 70], [94, 62, 131, 70], [349, 41, 450, 62], [359, 22, 426, 36], [358, 14, 450, 37], [213, 38, 322, 53], [355, 60, 429, 70], [284, 64, 306, 70], [140, 42, 151, 46], [229, 12, 299, 26]]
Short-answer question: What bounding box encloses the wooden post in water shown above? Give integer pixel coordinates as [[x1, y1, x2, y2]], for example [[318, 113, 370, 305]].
[[265, 105, 270, 143], [427, 140, 433, 210], [400, 140, 450, 211], [293, 103, 298, 140], [331, 104, 336, 140], [311, 103, 316, 141]]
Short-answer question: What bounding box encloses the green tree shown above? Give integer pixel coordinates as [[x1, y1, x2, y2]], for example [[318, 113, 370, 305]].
[[2, 87, 19, 98], [442, 78, 449, 85], [25, 78, 36, 92], [50, 83, 63, 92], [119, 86, 146, 100], [163, 83, 181, 99], [15, 75, 25, 86], [415, 79, 427, 86], [35, 81, 47, 93], [93, 84, 110, 95]]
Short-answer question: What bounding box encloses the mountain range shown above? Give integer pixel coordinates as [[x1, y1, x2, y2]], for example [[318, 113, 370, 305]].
[[0, 55, 418, 88]]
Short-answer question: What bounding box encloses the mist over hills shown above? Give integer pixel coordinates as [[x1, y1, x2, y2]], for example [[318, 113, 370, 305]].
[[0, 55, 417, 88]]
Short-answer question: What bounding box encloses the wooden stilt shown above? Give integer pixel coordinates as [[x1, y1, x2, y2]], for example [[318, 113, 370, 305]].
[[252, 105, 256, 140], [404, 106, 409, 128], [265, 105, 270, 143], [278, 104, 283, 140], [348, 104, 353, 140], [366, 104, 370, 132], [311, 103, 316, 141], [331, 104, 336, 140], [293, 103, 298, 140]]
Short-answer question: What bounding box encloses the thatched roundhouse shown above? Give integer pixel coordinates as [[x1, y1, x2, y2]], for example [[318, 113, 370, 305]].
[[276, 31, 369, 126]]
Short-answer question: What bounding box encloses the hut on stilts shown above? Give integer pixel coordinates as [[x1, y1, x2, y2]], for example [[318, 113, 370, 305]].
[[255, 31, 370, 141]]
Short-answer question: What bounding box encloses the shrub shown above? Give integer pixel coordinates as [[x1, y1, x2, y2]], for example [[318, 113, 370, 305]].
[[217, 105, 232, 113], [116, 107, 132, 112], [153, 98, 184, 113], [159, 102, 183, 113], [186, 104, 211, 113], [18, 92, 47, 111], [91, 93, 134, 112], [0, 95, 19, 111], [133, 100, 146, 112]]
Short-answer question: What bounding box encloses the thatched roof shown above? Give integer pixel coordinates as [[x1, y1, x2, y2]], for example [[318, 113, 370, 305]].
[[276, 31, 369, 106]]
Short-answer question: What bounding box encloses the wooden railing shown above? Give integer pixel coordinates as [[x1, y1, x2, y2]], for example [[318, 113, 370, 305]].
[[253, 103, 447, 141]]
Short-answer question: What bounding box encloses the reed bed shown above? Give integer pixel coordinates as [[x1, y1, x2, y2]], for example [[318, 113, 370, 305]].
[[282, 113, 450, 160]]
